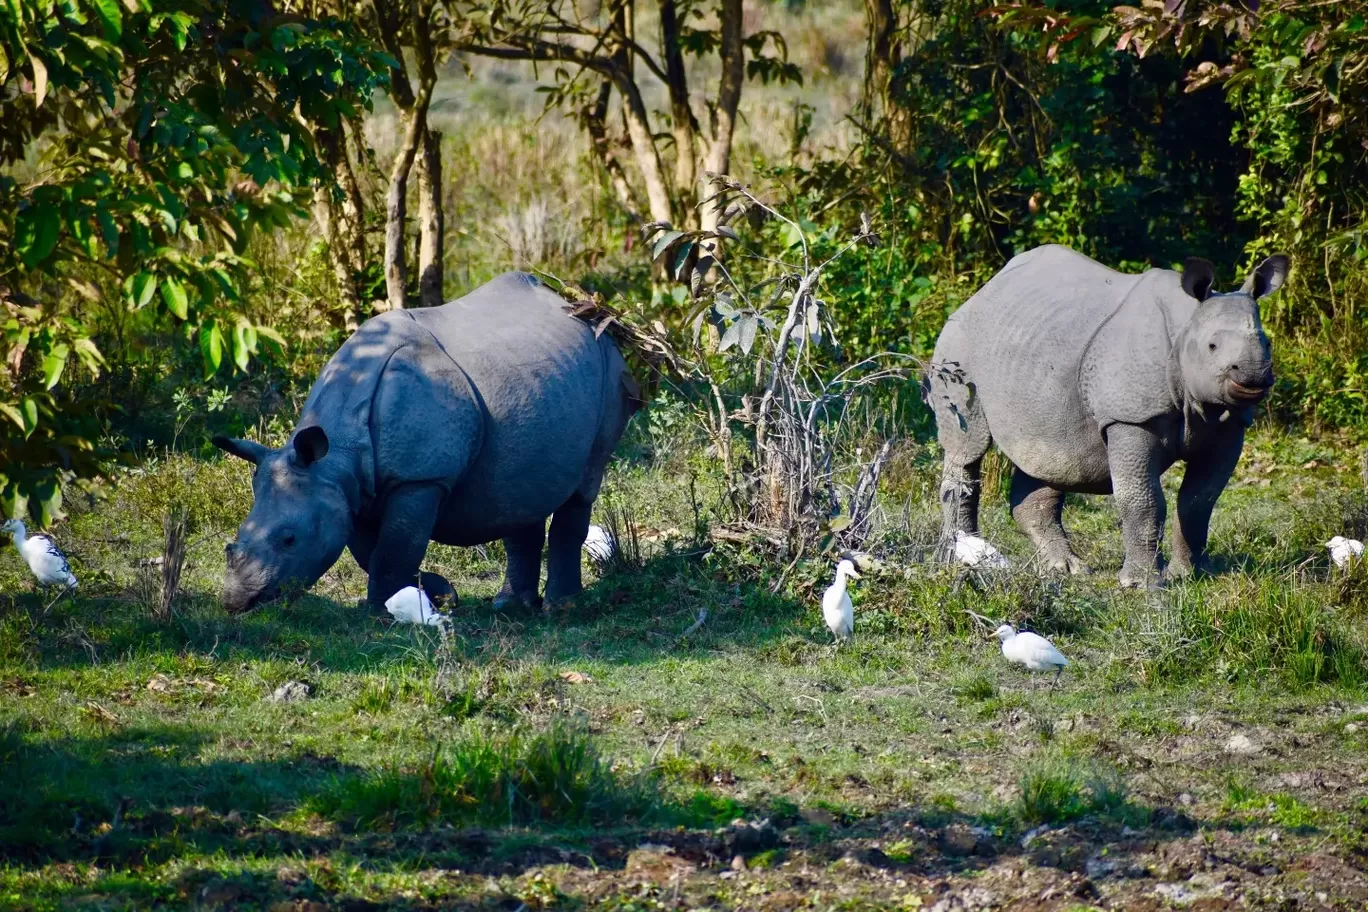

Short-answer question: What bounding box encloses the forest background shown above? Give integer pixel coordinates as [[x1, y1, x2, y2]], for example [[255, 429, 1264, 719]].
[[1, 0, 1365, 523]]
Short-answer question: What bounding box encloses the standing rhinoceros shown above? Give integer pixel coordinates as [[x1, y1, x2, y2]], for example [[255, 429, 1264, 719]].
[[213, 272, 640, 612], [925, 245, 1288, 587]]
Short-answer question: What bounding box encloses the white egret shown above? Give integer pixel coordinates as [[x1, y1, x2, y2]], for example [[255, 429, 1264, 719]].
[[584, 524, 616, 565], [954, 531, 1010, 569], [1327, 536, 1364, 569], [384, 586, 450, 629], [993, 624, 1069, 690], [822, 559, 860, 642], [1, 519, 77, 608]]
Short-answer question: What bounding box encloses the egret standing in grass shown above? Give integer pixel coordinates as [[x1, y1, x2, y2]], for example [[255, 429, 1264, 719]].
[[584, 524, 615, 566], [384, 586, 450, 629], [993, 624, 1069, 690], [822, 559, 860, 642], [954, 531, 1010, 569], [1, 519, 77, 610], [1327, 536, 1364, 569]]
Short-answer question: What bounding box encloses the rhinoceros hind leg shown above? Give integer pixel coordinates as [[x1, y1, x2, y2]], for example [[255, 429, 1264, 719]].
[[929, 366, 992, 558], [545, 496, 592, 607], [1009, 469, 1090, 575], [366, 483, 443, 609], [494, 522, 545, 611]]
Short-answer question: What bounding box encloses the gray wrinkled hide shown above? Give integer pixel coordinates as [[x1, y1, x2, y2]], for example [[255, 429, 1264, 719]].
[[927, 245, 1288, 587], [215, 272, 640, 612]]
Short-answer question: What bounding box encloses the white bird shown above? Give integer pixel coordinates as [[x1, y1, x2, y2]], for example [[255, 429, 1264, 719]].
[[384, 586, 450, 629], [1327, 536, 1364, 569], [584, 524, 615, 564], [1, 519, 77, 592], [822, 559, 860, 641], [994, 624, 1069, 690], [954, 531, 1010, 569]]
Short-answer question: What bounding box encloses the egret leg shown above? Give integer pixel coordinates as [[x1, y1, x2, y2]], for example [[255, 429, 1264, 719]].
[[1049, 666, 1063, 692], [39, 583, 74, 618]]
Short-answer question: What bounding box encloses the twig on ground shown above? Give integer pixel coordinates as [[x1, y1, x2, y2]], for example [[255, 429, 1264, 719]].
[[677, 607, 709, 641], [739, 683, 774, 714], [650, 728, 674, 765], [963, 609, 998, 632]]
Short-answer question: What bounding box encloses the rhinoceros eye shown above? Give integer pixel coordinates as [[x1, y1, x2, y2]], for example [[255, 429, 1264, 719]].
[[1208, 343, 1217, 352]]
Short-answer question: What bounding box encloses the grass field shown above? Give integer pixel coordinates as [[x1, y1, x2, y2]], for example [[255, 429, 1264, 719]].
[[4, 428, 1368, 910]]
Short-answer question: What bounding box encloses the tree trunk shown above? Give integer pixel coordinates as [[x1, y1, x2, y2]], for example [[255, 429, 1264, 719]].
[[379, 0, 437, 312], [659, 0, 699, 226], [383, 81, 434, 311], [314, 125, 364, 332], [585, 79, 643, 218], [611, 0, 675, 226], [700, 0, 744, 234], [864, 0, 910, 152], [417, 126, 444, 307]]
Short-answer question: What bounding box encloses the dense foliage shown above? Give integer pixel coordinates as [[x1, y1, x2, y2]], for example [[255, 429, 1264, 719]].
[[0, 0, 387, 523], [3, 0, 1368, 527], [803, 0, 1368, 429]]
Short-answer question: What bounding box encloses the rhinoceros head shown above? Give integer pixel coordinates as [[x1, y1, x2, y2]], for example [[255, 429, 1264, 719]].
[[1175, 254, 1288, 410], [213, 426, 351, 613]]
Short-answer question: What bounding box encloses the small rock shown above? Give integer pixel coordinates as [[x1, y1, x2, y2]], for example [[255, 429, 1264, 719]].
[[1021, 824, 1049, 848], [1155, 883, 1197, 905], [940, 824, 978, 856], [721, 818, 779, 854], [1346, 722, 1361, 734], [146, 674, 173, 693], [268, 681, 312, 703], [625, 844, 694, 882], [558, 670, 593, 684], [1178, 792, 1194, 806], [799, 807, 836, 826], [1223, 733, 1260, 755], [1085, 853, 1117, 880]]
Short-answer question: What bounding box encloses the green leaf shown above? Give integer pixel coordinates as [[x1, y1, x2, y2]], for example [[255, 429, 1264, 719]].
[[651, 230, 686, 262], [33, 476, 62, 527], [718, 320, 742, 352], [0, 403, 24, 432], [256, 325, 286, 347], [73, 337, 104, 376], [17, 206, 61, 269], [738, 314, 758, 355], [200, 322, 223, 376], [42, 343, 69, 389], [90, 0, 123, 39], [161, 276, 189, 319], [131, 270, 157, 308], [20, 397, 38, 438], [231, 319, 250, 371], [30, 54, 47, 107]]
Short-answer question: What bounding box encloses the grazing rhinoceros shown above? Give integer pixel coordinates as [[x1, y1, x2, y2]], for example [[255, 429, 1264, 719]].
[[925, 245, 1288, 587], [213, 272, 641, 612]]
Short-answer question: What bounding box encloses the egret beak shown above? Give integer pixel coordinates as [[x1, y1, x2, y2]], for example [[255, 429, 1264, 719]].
[[847, 567, 861, 580]]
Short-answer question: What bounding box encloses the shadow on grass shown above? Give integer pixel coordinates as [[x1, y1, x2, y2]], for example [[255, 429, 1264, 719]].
[[1, 713, 1249, 911], [8, 547, 814, 675]]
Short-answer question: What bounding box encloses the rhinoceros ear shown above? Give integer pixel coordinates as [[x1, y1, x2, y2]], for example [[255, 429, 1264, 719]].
[[212, 436, 269, 466], [1181, 257, 1216, 302], [1241, 254, 1289, 299], [292, 425, 330, 467]]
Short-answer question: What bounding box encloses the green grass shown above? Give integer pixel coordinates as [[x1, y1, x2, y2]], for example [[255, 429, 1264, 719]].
[[3, 431, 1368, 908]]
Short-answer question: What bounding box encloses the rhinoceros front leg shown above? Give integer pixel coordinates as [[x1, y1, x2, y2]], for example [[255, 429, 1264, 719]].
[[1169, 426, 1244, 581], [1106, 423, 1168, 589], [494, 522, 546, 612], [366, 483, 443, 609]]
